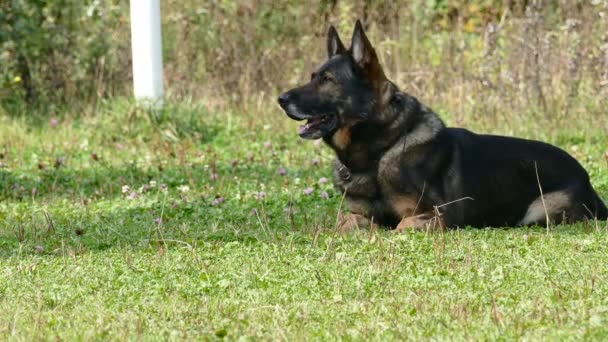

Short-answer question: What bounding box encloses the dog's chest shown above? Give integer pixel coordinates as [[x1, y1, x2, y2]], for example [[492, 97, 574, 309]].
[[331, 159, 378, 198], [376, 143, 423, 218], [331, 155, 417, 219], [331, 160, 379, 218]]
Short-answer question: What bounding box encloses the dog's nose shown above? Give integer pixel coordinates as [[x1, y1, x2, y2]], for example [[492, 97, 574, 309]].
[[277, 92, 290, 107]]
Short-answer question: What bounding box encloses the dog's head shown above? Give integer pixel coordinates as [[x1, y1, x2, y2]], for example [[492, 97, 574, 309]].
[[277, 20, 392, 140]]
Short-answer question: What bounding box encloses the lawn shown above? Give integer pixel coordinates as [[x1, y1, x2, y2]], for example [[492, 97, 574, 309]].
[[1, 99, 608, 340]]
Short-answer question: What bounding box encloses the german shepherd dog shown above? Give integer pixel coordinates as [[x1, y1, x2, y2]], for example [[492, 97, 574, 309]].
[[278, 20, 608, 231]]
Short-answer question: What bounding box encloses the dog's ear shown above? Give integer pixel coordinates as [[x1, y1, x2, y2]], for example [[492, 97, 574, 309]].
[[350, 20, 389, 97], [327, 26, 346, 58], [351, 20, 376, 67]]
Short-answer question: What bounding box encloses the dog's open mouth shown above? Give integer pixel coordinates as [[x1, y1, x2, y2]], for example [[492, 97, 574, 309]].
[[298, 115, 337, 139]]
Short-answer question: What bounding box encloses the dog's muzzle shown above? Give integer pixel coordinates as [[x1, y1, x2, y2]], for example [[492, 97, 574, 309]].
[[277, 92, 306, 121], [277, 91, 338, 139], [278, 92, 290, 109]]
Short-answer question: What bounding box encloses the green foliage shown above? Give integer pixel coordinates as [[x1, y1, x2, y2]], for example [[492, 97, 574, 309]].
[[0, 0, 129, 109]]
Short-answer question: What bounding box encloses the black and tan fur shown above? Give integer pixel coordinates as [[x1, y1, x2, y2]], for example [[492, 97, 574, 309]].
[[278, 20, 608, 230]]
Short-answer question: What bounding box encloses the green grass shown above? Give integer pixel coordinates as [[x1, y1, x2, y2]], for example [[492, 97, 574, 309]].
[[1, 99, 608, 340]]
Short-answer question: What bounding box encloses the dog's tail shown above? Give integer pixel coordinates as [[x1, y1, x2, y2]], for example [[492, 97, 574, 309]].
[[593, 192, 608, 220]]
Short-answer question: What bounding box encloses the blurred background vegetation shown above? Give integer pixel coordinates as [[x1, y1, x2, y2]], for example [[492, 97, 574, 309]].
[[1, 0, 607, 130]]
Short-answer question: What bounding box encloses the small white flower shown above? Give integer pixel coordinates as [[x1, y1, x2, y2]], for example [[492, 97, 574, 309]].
[[177, 185, 190, 193], [80, 139, 89, 150], [121, 185, 130, 193], [254, 191, 266, 200]]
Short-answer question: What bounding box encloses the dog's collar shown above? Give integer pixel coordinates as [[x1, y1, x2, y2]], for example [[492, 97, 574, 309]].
[[338, 164, 351, 181]]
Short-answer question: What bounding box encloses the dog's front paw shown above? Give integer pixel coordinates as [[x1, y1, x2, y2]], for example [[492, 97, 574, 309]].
[[337, 213, 372, 232], [394, 212, 441, 232]]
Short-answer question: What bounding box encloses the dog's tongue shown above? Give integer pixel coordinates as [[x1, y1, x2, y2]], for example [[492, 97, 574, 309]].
[[298, 117, 322, 135], [298, 123, 312, 135]]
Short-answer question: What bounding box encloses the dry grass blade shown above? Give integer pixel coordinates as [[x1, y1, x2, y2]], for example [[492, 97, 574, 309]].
[[534, 161, 550, 233], [43, 211, 55, 233]]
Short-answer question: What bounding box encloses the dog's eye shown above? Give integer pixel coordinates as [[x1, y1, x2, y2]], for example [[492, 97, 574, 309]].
[[322, 74, 334, 83]]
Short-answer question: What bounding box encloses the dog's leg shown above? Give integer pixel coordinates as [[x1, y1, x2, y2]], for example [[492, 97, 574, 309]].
[[394, 212, 443, 232], [337, 213, 375, 232]]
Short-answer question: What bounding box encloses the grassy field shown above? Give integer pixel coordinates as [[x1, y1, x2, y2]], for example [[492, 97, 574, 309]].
[[0, 98, 607, 340]]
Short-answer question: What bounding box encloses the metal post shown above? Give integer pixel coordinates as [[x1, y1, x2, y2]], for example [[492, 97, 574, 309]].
[[130, 0, 164, 108]]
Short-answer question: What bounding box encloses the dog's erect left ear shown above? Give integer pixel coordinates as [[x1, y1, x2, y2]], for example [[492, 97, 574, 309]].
[[350, 20, 388, 96], [327, 26, 346, 58], [351, 20, 376, 67]]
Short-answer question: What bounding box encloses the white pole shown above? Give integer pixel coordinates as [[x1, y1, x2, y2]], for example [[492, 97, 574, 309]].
[[130, 0, 164, 108]]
